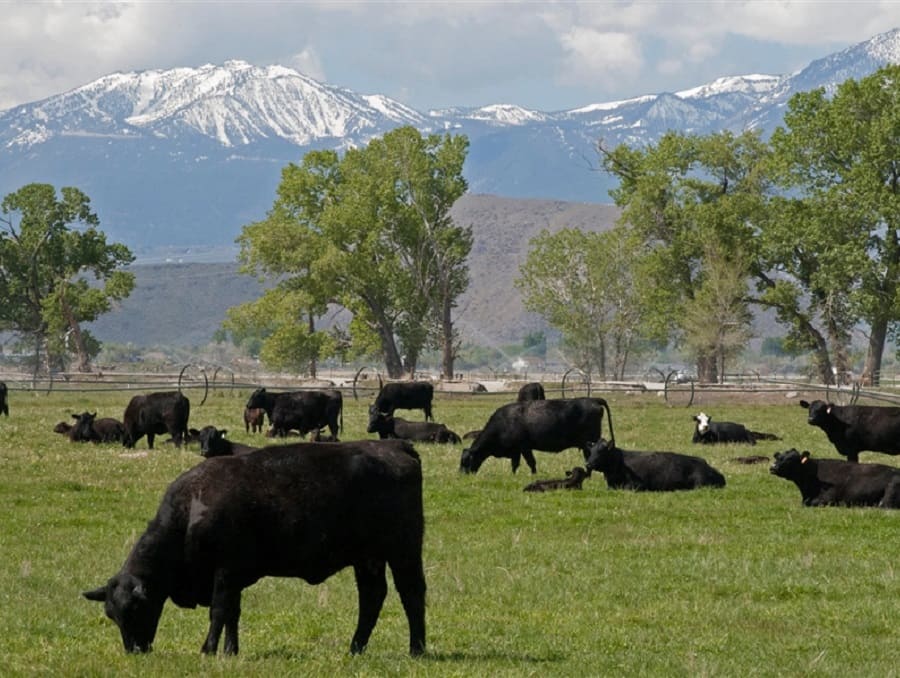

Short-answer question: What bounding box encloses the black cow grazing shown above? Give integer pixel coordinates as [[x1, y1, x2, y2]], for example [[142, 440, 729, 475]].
[[523, 467, 589, 492], [770, 448, 900, 508], [0, 380, 7, 416], [83, 439, 426, 656], [69, 412, 127, 443], [367, 412, 461, 444], [692, 412, 780, 445], [587, 439, 726, 491], [123, 391, 191, 449], [243, 407, 265, 434], [371, 381, 434, 423], [517, 382, 546, 402], [246, 388, 343, 439], [198, 426, 257, 458], [459, 397, 614, 474], [800, 399, 900, 463]]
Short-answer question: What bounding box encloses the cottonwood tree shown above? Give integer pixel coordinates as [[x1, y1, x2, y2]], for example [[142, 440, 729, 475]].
[[765, 64, 900, 385], [600, 131, 764, 383], [0, 184, 134, 373], [232, 126, 470, 379], [516, 226, 649, 380]]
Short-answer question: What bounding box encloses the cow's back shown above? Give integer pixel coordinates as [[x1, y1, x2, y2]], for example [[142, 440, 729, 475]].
[[839, 405, 900, 453], [174, 440, 423, 587]]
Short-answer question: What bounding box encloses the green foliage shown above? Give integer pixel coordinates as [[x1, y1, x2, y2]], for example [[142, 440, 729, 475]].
[[516, 226, 648, 379], [765, 64, 900, 383], [600, 131, 766, 383], [0, 183, 134, 372], [234, 127, 471, 378], [1, 390, 899, 675]]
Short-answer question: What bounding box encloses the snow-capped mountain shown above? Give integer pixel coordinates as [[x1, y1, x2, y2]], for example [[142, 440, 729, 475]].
[[1, 29, 899, 253]]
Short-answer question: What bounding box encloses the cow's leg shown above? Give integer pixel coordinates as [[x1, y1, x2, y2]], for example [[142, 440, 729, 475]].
[[146, 432, 155, 449], [522, 449, 538, 474], [389, 558, 426, 656], [847, 452, 859, 463], [350, 559, 388, 655], [510, 453, 521, 473], [202, 569, 242, 655], [424, 403, 433, 422]]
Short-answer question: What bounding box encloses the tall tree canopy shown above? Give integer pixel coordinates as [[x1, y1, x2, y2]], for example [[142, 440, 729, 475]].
[[766, 64, 900, 385], [599, 130, 763, 382], [0, 184, 135, 373], [516, 226, 650, 379], [231, 126, 470, 379]]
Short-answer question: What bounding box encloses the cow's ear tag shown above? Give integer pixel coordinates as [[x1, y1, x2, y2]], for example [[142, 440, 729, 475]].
[[801, 452, 810, 464], [826, 405, 832, 414]]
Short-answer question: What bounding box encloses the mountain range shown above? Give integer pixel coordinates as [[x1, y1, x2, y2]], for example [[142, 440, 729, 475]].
[[2, 29, 900, 257]]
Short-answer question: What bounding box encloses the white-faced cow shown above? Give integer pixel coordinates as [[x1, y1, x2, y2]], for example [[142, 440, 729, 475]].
[[799, 399, 900, 463], [123, 391, 190, 449], [370, 381, 434, 426], [586, 438, 726, 491], [0, 380, 7, 416], [692, 412, 780, 445], [83, 439, 426, 656], [459, 397, 614, 474], [246, 388, 343, 439], [367, 412, 461, 444], [517, 382, 546, 402], [770, 448, 900, 508]]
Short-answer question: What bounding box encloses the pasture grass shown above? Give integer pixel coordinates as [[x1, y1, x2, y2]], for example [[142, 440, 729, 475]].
[[1, 387, 899, 676]]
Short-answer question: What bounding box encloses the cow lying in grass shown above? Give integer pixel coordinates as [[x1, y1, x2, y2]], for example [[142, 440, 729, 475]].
[[769, 448, 900, 508], [523, 467, 589, 492], [586, 438, 726, 491], [692, 412, 780, 445], [368, 412, 461, 444], [198, 426, 257, 458]]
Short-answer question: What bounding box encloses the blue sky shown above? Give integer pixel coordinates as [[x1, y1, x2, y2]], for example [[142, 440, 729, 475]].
[[1, 1, 898, 113]]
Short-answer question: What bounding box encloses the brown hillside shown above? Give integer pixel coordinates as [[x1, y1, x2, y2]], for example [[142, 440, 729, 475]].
[[87, 195, 621, 348]]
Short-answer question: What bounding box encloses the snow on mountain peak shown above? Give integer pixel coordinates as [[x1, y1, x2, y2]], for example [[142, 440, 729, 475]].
[[675, 74, 781, 100]]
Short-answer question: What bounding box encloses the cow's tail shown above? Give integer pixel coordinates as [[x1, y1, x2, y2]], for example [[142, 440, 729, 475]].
[[598, 397, 615, 448]]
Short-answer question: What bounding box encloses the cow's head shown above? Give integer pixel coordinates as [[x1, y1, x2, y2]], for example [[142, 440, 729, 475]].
[[693, 412, 711, 434], [246, 388, 267, 410], [367, 405, 391, 434], [70, 412, 97, 440], [769, 448, 811, 477], [585, 438, 622, 473], [459, 447, 485, 474], [799, 399, 830, 425], [83, 572, 165, 653], [198, 426, 227, 457]]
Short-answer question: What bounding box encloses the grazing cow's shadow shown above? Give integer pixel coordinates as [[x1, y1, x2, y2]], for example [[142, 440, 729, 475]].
[[249, 647, 566, 664]]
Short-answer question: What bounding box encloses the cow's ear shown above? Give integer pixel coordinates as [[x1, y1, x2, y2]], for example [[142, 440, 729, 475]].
[[83, 585, 108, 602], [799, 400, 809, 409], [72, 413, 80, 420]]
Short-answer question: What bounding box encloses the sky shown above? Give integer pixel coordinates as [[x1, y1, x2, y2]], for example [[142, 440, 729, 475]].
[[1, 1, 900, 113]]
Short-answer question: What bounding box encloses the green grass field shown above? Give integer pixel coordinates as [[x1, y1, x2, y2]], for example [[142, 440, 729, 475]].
[[1, 387, 898, 677]]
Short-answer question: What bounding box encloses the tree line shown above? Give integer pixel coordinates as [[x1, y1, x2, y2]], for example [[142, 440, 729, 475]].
[[3, 65, 900, 384]]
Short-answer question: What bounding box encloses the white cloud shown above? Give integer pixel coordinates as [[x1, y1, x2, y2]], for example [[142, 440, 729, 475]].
[[558, 28, 643, 87], [288, 48, 326, 82]]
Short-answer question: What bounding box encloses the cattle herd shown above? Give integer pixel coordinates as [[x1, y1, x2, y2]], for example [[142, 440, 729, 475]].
[[2, 377, 899, 657]]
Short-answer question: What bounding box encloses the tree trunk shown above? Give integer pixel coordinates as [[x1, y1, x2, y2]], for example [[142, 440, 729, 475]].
[[59, 291, 91, 373], [440, 289, 456, 380], [863, 318, 887, 386], [307, 313, 317, 379], [696, 352, 718, 384]]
